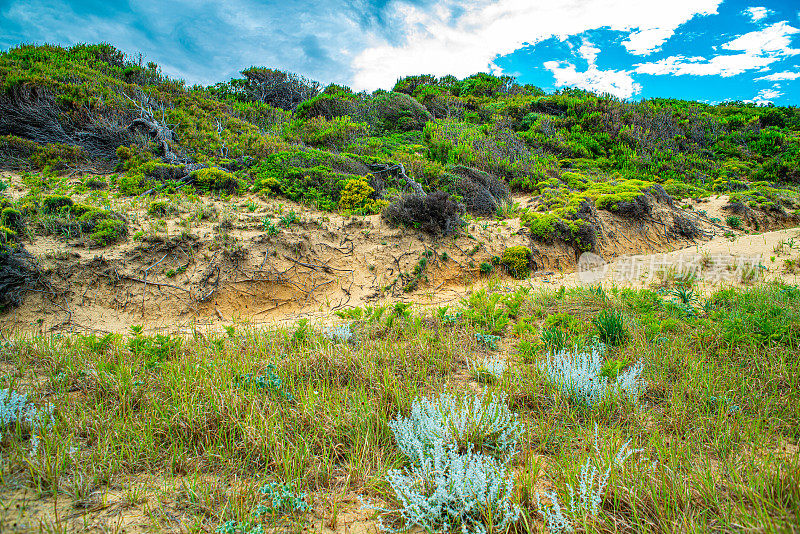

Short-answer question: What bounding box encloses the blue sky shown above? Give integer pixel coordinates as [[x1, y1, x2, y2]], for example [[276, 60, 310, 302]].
[[1, 0, 798, 104]]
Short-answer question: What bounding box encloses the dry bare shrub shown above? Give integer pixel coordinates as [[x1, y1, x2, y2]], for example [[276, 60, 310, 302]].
[[382, 192, 464, 235]]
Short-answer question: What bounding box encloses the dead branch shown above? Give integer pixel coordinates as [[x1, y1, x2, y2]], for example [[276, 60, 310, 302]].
[[283, 255, 353, 273]]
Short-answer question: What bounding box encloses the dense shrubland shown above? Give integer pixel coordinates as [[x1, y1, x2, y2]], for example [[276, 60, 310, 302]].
[[0, 42, 798, 245]]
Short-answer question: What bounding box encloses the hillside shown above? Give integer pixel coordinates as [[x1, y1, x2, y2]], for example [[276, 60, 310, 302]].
[[1, 43, 800, 534], [1, 43, 800, 324]]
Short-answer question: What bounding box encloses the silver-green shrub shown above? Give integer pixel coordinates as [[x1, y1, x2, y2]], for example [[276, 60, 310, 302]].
[[376, 392, 522, 534], [389, 391, 521, 463], [536, 425, 639, 533], [0, 388, 53, 455], [538, 344, 643, 407], [384, 440, 520, 534]]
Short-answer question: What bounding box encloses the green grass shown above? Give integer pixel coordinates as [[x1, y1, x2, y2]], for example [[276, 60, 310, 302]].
[[1, 282, 799, 532]]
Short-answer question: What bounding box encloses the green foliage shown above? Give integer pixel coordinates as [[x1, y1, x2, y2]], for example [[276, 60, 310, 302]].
[[279, 211, 298, 227], [500, 246, 532, 279], [90, 218, 127, 246], [461, 289, 510, 335], [338, 176, 387, 214], [287, 115, 368, 150], [42, 194, 74, 214], [0, 135, 86, 171], [256, 481, 309, 515], [147, 200, 173, 217], [190, 167, 242, 193], [592, 310, 629, 346], [541, 327, 568, 354], [35, 196, 127, 247], [128, 329, 182, 369], [250, 149, 369, 211], [118, 173, 150, 195], [710, 285, 800, 348], [3, 42, 800, 224], [726, 215, 743, 229], [261, 217, 278, 236], [1, 207, 24, 234], [236, 365, 294, 401], [291, 318, 312, 345], [0, 224, 17, 243], [600, 357, 630, 378]]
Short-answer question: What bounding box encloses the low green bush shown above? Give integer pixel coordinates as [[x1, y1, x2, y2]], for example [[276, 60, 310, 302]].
[[90, 218, 127, 246], [501, 246, 532, 279], [42, 194, 74, 213], [190, 167, 242, 194], [726, 215, 743, 229]]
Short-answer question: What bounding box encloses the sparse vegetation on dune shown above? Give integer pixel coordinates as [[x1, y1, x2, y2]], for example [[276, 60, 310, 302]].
[[1, 282, 800, 532]]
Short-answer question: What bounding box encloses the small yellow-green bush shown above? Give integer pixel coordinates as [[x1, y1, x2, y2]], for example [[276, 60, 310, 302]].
[[1, 207, 24, 233], [148, 200, 173, 217], [42, 194, 74, 213], [90, 218, 127, 247], [501, 246, 531, 279], [0, 225, 18, 243], [118, 173, 150, 195], [190, 167, 242, 193], [338, 176, 387, 214]]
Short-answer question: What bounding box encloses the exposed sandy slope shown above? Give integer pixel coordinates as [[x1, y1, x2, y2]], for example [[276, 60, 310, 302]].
[[1, 171, 798, 335], [2, 172, 800, 533]]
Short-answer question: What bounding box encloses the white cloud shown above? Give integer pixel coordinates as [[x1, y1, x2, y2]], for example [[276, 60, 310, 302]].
[[622, 27, 678, 55], [635, 21, 800, 78], [722, 21, 800, 55], [544, 61, 642, 99], [578, 39, 600, 65], [755, 71, 800, 81], [351, 0, 723, 90], [748, 87, 782, 104], [635, 53, 777, 77], [743, 7, 773, 23]]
